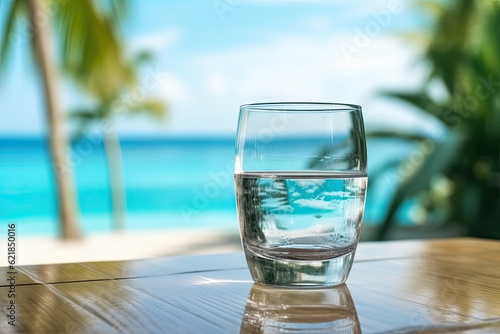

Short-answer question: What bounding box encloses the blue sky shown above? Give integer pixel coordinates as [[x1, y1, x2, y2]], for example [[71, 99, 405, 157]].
[[0, 0, 439, 136]]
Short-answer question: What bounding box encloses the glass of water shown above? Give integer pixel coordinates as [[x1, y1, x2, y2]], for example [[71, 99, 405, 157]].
[[234, 103, 367, 287]]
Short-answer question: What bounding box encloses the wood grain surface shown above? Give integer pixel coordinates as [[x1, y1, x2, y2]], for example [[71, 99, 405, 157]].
[[1, 238, 500, 333]]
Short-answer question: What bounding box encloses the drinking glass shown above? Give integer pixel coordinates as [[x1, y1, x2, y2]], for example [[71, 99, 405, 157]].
[[234, 102, 367, 287]]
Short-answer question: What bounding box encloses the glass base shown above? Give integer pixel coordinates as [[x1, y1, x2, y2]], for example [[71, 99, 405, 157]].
[[244, 246, 356, 287]]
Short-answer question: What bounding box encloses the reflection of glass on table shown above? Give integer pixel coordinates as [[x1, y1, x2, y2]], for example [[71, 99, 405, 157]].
[[240, 283, 361, 333]]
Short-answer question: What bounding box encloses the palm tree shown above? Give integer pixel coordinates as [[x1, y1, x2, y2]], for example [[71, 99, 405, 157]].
[[0, 0, 128, 239], [370, 0, 500, 239], [70, 52, 166, 231]]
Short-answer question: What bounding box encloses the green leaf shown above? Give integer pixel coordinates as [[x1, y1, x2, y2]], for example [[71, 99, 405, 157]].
[[368, 159, 404, 181], [54, 0, 130, 100], [376, 130, 467, 240], [377, 0, 500, 239], [425, 0, 477, 94], [68, 108, 98, 140], [131, 50, 154, 67], [127, 98, 167, 119], [69, 109, 98, 120], [103, 0, 127, 25], [0, 0, 25, 72], [383, 91, 446, 120], [367, 130, 431, 142]]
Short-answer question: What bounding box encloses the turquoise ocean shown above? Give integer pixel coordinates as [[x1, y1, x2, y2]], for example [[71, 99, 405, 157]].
[[0, 137, 415, 236]]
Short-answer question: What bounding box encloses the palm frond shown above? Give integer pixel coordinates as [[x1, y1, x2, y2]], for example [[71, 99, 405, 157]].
[[375, 0, 500, 239], [69, 109, 99, 120], [0, 0, 25, 71], [54, 0, 130, 99], [127, 98, 167, 119], [367, 130, 431, 142], [383, 91, 446, 120], [68, 108, 99, 140], [101, 0, 127, 24], [131, 50, 155, 67], [369, 159, 405, 181], [425, 0, 477, 94], [419, 0, 445, 19], [376, 130, 466, 240]]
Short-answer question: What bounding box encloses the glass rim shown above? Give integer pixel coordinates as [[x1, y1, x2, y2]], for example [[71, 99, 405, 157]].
[[240, 102, 361, 113]]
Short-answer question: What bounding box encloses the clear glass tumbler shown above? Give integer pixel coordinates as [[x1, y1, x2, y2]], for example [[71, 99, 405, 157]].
[[234, 103, 367, 287]]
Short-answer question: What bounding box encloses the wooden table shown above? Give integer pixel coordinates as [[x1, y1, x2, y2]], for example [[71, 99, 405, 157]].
[[1, 237, 500, 333]]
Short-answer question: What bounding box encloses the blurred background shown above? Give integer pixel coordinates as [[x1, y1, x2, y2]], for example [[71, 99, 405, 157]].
[[0, 0, 499, 263]]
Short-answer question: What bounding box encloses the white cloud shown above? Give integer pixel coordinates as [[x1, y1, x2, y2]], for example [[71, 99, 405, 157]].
[[129, 28, 181, 53], [119, 31, 431, 135], [158, 74, 190, 103], [189, 32, 423, 101], [207, 73, 228, 95], [302, 16, 332, 30], [246, 0, 339, 2]]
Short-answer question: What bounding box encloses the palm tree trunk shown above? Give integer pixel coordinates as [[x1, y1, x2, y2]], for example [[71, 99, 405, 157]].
[[27, 0, 80, 239], [102, 125, 127, 231]]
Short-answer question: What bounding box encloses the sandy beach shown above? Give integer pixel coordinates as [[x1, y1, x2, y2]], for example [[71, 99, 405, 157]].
[[2, 228, 242, 266]]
